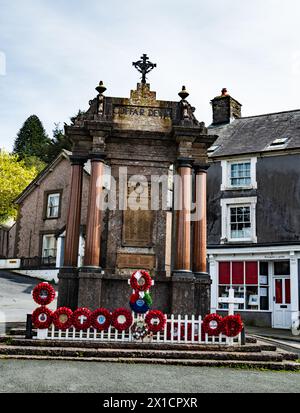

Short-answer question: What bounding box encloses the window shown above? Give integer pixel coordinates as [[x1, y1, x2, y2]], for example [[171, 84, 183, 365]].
[[42, 235, 57, 259], [218, 261, 270, 311], [208, 145, 220, 155], [230, 206, 251, 239], [46, 193, 61, 219], [274, 261, 290, 276], [267, 137, 289, 150], [230, 162, 251, 187], [221, 158, 257, 190], [221, 197, 257, 243]]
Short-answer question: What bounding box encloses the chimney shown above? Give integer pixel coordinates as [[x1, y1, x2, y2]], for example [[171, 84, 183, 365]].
[[211, 88, 242, 125]]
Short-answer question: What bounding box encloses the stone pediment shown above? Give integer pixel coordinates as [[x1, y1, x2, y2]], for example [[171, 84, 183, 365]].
[[111, 83, 177, 133]]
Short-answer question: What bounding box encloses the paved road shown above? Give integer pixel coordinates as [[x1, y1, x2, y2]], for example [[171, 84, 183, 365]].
[[0, 271, 57, 326], [0, 360, 299, 393]]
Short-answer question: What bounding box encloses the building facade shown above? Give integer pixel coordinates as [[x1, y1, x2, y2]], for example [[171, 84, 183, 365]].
[[207, 91, 300, 331], [13, 150, 90, 270]]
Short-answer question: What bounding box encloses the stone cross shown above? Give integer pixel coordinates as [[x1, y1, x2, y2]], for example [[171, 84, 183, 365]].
[[218, 288, 245, 316]]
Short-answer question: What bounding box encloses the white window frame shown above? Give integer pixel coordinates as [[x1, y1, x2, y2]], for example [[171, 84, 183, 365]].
[[221, 158, 257, 191], [221, 197, 257, 243], [42, 234, 57, 258], [47, 193, 61, 219]]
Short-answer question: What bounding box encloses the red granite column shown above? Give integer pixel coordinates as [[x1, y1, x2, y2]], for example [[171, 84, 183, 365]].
[[84, 156, 105, 268], [174, 160, 193, 273], [193, 165, 209, 276], [63, 157, 85, 267]]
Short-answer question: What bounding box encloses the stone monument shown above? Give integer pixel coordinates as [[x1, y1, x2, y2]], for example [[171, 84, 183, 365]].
[[57, 54, 216, 316]]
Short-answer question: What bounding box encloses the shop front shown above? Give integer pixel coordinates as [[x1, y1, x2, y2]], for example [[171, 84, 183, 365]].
[[208, 246, 300, 332]]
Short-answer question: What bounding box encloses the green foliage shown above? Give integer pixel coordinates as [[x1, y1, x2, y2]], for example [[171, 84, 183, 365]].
[[70, 109, 85, 125], [0, 151, 38, 223], [13, 115, 51, 163], [46, 123, 72, 163], [22, 156, 47, 173]]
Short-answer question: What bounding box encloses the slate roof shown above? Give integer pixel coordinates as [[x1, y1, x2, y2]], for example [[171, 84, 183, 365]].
[[208, 109, 300, 158], [14, 150, 91, 204]]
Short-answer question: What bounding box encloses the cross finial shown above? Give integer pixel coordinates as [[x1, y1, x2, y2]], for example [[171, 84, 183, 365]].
[[132, 54, 157, 84]]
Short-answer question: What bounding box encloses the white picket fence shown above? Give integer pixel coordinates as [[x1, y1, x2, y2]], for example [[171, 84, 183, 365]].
[[36, 314, 242, 346]]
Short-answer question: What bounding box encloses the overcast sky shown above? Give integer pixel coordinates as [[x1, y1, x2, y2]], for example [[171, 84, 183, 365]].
[[1, 0, 300, 151]]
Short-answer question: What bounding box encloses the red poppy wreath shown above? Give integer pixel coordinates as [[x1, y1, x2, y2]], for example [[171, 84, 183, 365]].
[[202, 314, 224, 337], [53, 307, 73, 331], [145, 310, 166, 333], [91, 308, 112, 331], [32, 307, 53, 329], [32, 282, 56, 306], [112, 308, 133, 332]]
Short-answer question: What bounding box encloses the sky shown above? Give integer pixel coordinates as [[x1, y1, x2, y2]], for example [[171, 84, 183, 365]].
[[1, 0, 300, 151]]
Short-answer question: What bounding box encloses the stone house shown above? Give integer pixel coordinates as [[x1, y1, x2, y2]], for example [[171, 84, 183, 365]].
[[13, 150, 90, 269], [207, 90, 300, 331]]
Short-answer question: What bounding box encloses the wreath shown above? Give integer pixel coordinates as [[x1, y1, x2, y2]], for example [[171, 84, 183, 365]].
[[130, 270, 152, 292], [144, 292, 153, 307], [203, 314, 224, 337], [131, 321, 149, 341], [130, 293, 140, 304], [222, 315, 243, 338], [112, 308, 133, 332], [72, 308, 92, 331], [145, 310, 166, 333], [32, 282, 56, 306], [91, 308, 112, 332], [32, 307, 53, 329], [130, 299, 150, 314], [53, 307, 73, 331]]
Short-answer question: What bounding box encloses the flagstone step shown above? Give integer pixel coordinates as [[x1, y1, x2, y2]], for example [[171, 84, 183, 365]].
[[0, 353, 299, 372], [0, 337, 275, 353], [0, 344, 296, 362], [7, 328, 258, 345]]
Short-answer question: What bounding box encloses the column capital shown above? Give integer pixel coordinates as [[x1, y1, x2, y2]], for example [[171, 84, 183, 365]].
[[69, 155, 87, 166], [89, 152, 107, 162], [176, 158, 194, 169], [194, 163, 210, 173]]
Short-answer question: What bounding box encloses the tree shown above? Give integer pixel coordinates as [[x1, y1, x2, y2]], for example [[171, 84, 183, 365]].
[[22, 156, 47, 174], [13, 115, 51, 163], [0, 151, 38, 223], [46, 123, 72, 163]]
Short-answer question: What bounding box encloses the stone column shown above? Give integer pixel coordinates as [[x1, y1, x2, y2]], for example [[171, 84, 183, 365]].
[[58, 155, 85, 310], [193, 164, 212, 317], [64, 157, 85, 267], [172, 159, 195, 315], [193, 165, 209, 276], [78, 154, 106, 309], [174, 159, 193, 274], [84, 155, 105, 268]]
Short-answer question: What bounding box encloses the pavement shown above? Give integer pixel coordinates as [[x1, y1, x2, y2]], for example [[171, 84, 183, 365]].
[[0, 270, 57, 331], [246, 326, 300, 342], [0, 360, 299, 393]]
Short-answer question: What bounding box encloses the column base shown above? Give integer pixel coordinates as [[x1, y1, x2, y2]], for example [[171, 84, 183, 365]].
[[78, 271, 103, 310], [172, 270, 194, 280], [57, 268, 79, 310], [194, 272, 211, 280], [171, 271, 211, 317], [80, 266, 103, 274]]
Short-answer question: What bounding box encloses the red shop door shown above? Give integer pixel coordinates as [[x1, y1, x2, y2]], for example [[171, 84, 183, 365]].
[[273, 278, 292, 329]]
